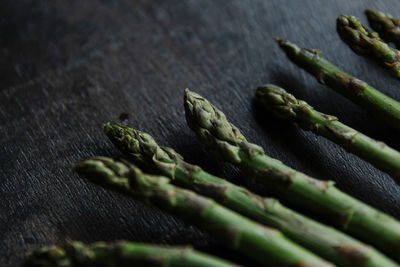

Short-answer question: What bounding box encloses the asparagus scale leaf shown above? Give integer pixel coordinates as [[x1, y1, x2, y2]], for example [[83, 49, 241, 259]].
[[337, 15, 400, 78], [366, 9, 400, 48], [73, 157, 333, 267], [24, 241, 241, 267], [256, 84, 400, 182], [104, 123, 398, 267], [275, 38, 400, 133], [184, 89, 400, 261]]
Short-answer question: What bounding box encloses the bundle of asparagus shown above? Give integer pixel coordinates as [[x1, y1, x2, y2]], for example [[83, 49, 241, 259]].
[[25, 7, 400, 267], [72, 157, 332, 267], [184, 89, 400, 261], [103, 123, 397, 266]]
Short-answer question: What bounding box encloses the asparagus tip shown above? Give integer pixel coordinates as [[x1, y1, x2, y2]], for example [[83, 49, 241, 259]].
[[103, 122, 120, 136], [184, 88, 201, 102], [365, 9, 377, 17], [24, 245, 69, 267], [274, 38, 304, 56], [274, 37, 285, 45], [255, 84, 300, 120]]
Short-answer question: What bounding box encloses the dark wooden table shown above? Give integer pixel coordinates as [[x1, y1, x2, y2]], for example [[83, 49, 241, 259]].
[[2, 0, 400, 266]]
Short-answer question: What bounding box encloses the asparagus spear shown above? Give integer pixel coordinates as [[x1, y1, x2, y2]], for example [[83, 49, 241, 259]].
[[184, 89, 400, 261], [275, 38, 400, 132], [24, 241, 240, 267], [73, 157, 333, 267], [365, 9, 400, 48], [104, 123, 398, 267], [256, 84, 400, 182], [337, 15, 400, 78]]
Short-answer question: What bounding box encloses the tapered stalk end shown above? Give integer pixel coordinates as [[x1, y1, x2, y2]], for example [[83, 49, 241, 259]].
[[72, 156, 131, 192], [255, 84, 301, 120], [274, 38, 323, 72], [337, 15, 380, 55], [184, 89, 263, 163], [24, 242, 93, 267], [275, 38, 302, 59], [365, 9, 383, 20], [24, 246, 69, 267], [365, 9, 396, 33], [337, 15, 370, 35], [104, 123, 162, 169], [256, 84, 337, 133], [184, 89, 247, 163], [104, 123, 183, 174], [73, 157, 171, 194], [104, 123, 141, 158]]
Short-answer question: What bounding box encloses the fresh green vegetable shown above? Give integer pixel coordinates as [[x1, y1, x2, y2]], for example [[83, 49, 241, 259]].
[[256, 84, 400, 182], [276, 38, 400, 132], [104, 122, 398, 267], [24, 241, 240, 267], [337, 15, 400, 78], [184, 88, 400, 261], [366, 9, 400, 48], [73, 157, 333, 267]]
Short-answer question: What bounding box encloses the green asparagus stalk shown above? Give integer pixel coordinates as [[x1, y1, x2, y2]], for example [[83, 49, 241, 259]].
[[337, 15, 400, 78], [184, 89, 400, 261], [256, 84, 400, 182], [365, 9, 400, 48], [275, 38, 400, 132], [24, 241, 240, 267], [104, 123, 398, 267], [73, 157, 333, 267]]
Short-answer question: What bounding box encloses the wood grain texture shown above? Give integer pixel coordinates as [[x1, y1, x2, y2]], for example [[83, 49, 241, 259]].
[[1, 0, 400, 266]]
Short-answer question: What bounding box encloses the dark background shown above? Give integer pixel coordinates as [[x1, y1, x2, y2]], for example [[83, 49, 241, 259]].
[[2, 0, 400, 266]]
